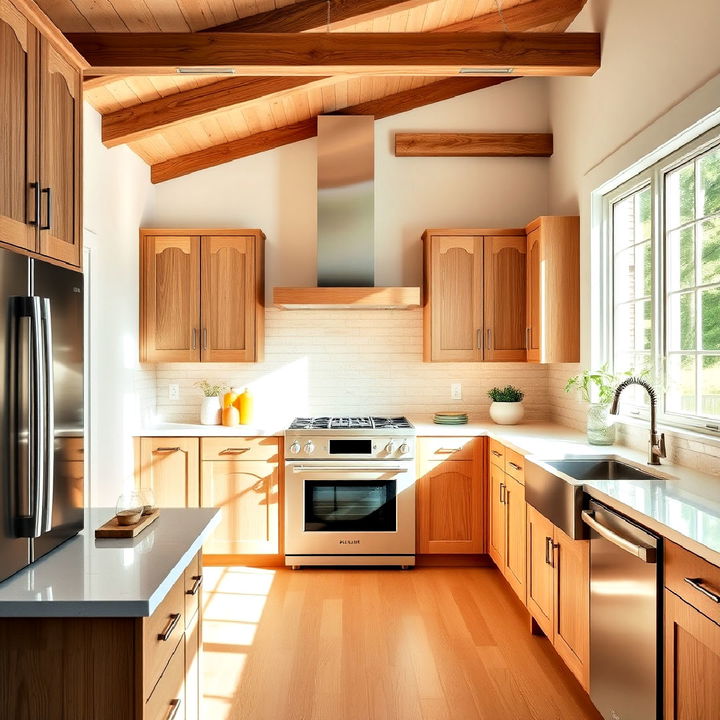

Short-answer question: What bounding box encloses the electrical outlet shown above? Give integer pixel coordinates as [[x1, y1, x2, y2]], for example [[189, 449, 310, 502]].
[[450, 383, 462, 400], [168, 383, 180, 400]]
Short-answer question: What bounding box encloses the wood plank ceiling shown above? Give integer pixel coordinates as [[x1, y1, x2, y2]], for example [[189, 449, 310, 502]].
[[40, 0, 589, 181]]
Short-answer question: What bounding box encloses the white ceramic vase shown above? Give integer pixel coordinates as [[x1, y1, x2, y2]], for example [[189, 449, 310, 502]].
[[200, 396, 221, 425], [489, 401, 525, 425]]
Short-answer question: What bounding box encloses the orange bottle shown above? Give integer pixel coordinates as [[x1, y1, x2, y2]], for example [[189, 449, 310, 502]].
[[223, 388, 240, 409], [222, 405, 240, 427]]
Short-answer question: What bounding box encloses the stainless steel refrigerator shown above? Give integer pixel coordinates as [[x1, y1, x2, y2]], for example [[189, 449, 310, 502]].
[[1, 247, 84, 583]]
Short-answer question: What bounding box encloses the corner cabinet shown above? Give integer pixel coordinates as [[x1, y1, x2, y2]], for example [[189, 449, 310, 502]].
[[140, 229, 265, 363], [0, 0, 83, 268], [525, 216, 579, 363], [422, 230, 526, 362]]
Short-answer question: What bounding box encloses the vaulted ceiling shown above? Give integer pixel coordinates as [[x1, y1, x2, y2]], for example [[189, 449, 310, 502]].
[[40, 0, 590, 182]]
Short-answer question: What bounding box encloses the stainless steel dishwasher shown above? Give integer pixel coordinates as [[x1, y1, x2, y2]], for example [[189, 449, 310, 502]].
[[582, 499, 662, 720]]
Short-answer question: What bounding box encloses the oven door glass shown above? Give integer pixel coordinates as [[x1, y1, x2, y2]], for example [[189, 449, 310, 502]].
[[304, 480, 397, 532]]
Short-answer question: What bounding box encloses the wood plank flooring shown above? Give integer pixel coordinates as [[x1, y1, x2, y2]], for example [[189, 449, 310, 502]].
[[201, 565, 602, 720]]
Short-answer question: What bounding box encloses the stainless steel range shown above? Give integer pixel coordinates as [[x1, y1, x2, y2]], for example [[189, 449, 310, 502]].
[[284, 416, 416, 568]]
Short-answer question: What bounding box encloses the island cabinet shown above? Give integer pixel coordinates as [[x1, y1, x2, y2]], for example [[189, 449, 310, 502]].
[[526, 504, 590, 690], [487, 439, 527, 604], [422, 230, 527, 362], [0, 0, 83, 268], [0, 551, 204, 720], [416, 437, 485, 554], [664, 540, 720, 719], [140, 229, 265, 363]]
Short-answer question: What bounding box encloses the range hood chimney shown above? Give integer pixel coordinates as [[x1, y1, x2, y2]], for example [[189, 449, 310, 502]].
[[273, 115, 421, 310]]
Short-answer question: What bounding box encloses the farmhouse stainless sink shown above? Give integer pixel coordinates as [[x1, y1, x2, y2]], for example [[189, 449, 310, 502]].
[[525, 456, 664, 539]]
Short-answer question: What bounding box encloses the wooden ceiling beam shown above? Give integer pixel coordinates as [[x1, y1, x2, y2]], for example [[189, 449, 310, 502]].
[[150, 77, 512, 183], [394, 132, 553, 157], [69, 31, 601, 77], [206, 0, 433, 33]]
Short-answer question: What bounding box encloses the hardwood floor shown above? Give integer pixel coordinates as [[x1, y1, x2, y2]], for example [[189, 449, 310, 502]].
[[201, 566, 601, 720]]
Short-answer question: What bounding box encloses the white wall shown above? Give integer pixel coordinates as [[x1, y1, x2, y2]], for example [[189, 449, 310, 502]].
[[83, 103, 155, 506], [150, 78, 552, 301]]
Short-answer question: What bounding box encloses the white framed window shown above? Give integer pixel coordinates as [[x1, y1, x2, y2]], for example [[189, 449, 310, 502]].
[[603, 127, 720, 434]]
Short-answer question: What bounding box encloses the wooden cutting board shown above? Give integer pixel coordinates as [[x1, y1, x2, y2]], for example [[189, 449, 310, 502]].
[[95, 509, 160, 538]]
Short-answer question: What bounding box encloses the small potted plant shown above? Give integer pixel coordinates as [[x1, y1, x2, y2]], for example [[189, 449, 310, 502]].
[[194, 380, 226, 425], [487, 385, 525, 425]]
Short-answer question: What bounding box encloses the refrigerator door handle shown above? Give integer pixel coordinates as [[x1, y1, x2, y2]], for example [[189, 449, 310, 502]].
[[40, 299, 54, 533]]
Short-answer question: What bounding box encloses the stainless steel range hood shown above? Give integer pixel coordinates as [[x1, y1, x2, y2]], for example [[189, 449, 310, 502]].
[[273, 115, 421, 310]]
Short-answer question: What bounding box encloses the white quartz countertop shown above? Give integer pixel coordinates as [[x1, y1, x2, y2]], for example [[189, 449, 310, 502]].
[[136, 421, 286, 437], [0, 508, 220, 618]]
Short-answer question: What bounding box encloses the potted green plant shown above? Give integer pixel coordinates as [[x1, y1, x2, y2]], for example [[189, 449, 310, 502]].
[[487, 385, 525, 425], [194, 380, 226, 425], [564, 364, 619, 445]]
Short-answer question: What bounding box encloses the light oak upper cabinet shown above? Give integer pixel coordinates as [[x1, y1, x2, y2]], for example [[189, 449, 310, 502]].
[[140, 229, 265, 363], [422, 229, 526, 362], [0, 0, 82, 267], [525, 216, 579, 363], [416, 437, 484, 554], [135, 437, 200, 508]]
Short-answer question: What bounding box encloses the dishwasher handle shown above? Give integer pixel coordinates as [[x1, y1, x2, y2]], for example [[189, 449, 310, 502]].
[[581, 510, 657, 564]]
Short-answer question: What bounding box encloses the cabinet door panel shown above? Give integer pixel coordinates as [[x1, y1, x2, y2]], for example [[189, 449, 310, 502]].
[[201, 460, 279, 555], [665, 588, 720, 720], [427, 235, 483, 361], [0, 4, 37, 252], [526, 505, 554, 638], [141, 235, 201, 362], [201, 235, 258, 362], [185, 607, 201, 720], [38, 39, 81, 267], [554, 527, 589, 689], [526, 227, 541, 362], [484, 235, 527, 361], [416, 457, 482, 554], [504, 475, 526, 603], [137, 438, 200, 508], [488, 462, 506, 568]]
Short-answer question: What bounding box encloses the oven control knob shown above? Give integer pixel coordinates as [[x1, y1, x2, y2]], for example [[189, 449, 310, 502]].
[[385, 440, 396, 454], [304, 441, 315, 454], [399, 442, 410, 455], [289, 441, 301, 455]]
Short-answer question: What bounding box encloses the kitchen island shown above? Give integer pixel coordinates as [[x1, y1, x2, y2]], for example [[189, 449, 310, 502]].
[[0, 507, 219, 720]]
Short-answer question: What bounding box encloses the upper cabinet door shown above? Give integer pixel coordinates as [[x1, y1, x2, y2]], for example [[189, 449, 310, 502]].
[[201, 235, 263, 362], [38, 38, 81, 267], [0, 2, 38, 252], [424, 235, 483, 362], [526, 227, 541, 362], [141, 234, 201, 362], [484, 235, 527, 361]]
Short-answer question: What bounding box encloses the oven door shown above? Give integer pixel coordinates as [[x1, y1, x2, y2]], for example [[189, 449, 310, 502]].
[[285, 461, 415, 556]]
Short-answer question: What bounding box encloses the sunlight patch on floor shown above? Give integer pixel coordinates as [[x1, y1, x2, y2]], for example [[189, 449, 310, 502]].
[[202, 566, 276, 719]]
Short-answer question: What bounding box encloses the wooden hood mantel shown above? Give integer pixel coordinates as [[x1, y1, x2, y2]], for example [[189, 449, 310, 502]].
[[273, 287, 422, 309]]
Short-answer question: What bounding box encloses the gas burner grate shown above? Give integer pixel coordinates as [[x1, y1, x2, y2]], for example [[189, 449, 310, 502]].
[[288, 416, 413, 430]]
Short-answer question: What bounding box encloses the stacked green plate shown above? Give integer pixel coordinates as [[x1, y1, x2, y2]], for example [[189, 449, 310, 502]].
[[433, 411, 469, 425]]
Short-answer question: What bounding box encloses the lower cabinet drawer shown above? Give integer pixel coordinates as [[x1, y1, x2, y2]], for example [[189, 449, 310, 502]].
[[145, 636, 185, 720], [144, 574, 185, 700], [665, 540, 720, 626]]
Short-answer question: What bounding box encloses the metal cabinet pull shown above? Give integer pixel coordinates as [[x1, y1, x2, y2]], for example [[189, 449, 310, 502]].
[[202, 327, 208, 350], [156, 446, 181, 453], [545, 536, 555, 567], [491, 450, 502, 458], [525, 327, 531, 350], [684, 577, 720, 603], [40, 187, 52, 231], [508, 461, 522, 472], [487, 328, 492, 350], [192, 328, 197, 350], [476, 328, 483, 350], [166, 699, 182, 720], [220, 447, 251, 454], [158, 613, 181, 641], [435, 447, 462, 454], [28, 182, 40, 225], [499, 482, 506, 504], [187, 575, 203, 596]]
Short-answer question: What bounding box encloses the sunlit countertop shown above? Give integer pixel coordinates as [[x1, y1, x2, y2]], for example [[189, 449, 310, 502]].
[[0, 508, 220, 617], [135, 421, 287, 437]]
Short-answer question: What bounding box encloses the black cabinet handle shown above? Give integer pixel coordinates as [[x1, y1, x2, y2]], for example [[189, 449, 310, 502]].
[[40, 187, 52, 231], [28, 182, 40, 226], [187, 575, 203, 596], [508, 461, 522, 472], [158, 612, 181, 641]]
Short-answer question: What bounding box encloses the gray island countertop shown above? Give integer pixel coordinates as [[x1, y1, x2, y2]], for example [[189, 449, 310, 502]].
[[0, 507, 220, 618]]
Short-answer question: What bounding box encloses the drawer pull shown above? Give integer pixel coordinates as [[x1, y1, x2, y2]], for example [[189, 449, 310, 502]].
[[158, 613, 181, 641], [187, 575, 203, 596], [435, 447, 462, 454], [166, 698, 182, 720], [156, 447, 181, 453], [685, 577, 720, 603], [220, 447, 251, 454], [499, 482, 506, 504], [491, 450, 502, 457], [508, 461, 522, 472]]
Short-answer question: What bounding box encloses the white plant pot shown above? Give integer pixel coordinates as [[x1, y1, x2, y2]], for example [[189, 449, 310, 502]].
[[200, 396, 221, 425], [489, 401, 524, 425]]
